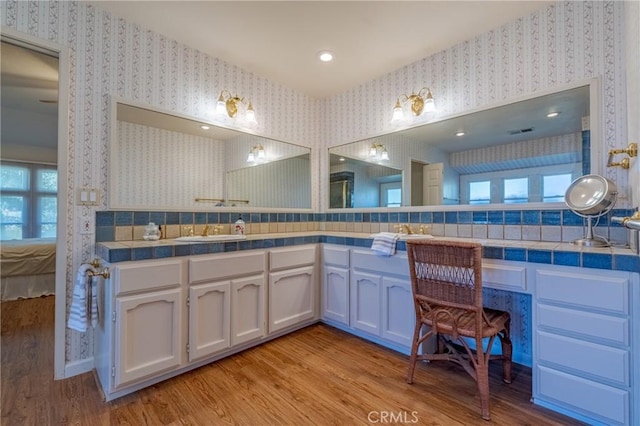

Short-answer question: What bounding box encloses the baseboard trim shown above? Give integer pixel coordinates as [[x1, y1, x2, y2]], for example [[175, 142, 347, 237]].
[[63, 357, 94, 378]]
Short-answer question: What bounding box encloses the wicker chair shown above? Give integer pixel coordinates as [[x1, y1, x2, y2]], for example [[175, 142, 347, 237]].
[[405, 240, 512, 421]]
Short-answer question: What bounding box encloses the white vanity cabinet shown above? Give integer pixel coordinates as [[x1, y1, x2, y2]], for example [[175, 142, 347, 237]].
[[322, 245, 350, 325], [188, 251, 266, 357], [268, 245, 318, 334], [532, 265, 639, 425], [96, 258, 187, 393], [348, 249, 415, 353]]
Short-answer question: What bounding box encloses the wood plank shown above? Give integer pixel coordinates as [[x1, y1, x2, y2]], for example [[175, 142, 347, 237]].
[[1, 296, 584, 425]]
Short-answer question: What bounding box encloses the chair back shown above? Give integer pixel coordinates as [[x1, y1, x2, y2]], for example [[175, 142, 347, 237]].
[[406, 240, 483, 312]]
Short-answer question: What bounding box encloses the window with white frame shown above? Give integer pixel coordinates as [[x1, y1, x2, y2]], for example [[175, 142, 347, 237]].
[[380, 181, 402, 207], [504, 177, 529, 204], [461, 164, 580, 204], [1, 162, 57, 240], [543, 173, 573, 202], [469, 180, 491, 204]]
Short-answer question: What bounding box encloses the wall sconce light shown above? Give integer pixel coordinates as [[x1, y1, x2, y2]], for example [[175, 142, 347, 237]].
[[369, 143, 389, 161], [392, 87, 435, 122], [216, 90, 257, 124], [247, 144, 266, 164]]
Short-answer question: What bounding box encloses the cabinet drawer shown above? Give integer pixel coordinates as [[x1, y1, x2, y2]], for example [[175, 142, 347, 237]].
[[322, 245, 350, 268], [352, 250, 408, 277], [536, 269, 629, 315], [482, 261, 526, 292], [189, 251, 265, 283], [115, 259, 183, 295], [536, 365, 629, 425], [537, 304, 629, 346], [537, 331, 629, 385], [269, 245, 316, 271]]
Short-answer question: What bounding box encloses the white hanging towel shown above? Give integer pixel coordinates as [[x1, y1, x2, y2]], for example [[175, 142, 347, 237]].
[[370, 232, 399, 256], [90, 275, 99, 328], [67, 263, 96, 332]]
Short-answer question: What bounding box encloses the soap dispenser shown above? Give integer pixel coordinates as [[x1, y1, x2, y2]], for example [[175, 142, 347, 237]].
[[234, 215, 246, 235]]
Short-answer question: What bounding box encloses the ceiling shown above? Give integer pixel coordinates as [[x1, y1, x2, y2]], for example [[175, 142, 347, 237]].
[[87, 1, 552, 99]]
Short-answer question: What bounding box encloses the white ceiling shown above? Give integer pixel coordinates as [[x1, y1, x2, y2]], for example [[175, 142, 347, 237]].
[[88, 1, 552, 99]]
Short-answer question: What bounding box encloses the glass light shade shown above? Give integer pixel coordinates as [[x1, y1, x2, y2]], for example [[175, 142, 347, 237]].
[[424, 97, 435, 113], [247, 152, 255, 163], [369, 145, 377, 157], [216, 98, 226, 116], [380, 149, 389, 161], [246, 103, 257, 123], [391, 99, 403, 122], [257, 147, 265, 160]]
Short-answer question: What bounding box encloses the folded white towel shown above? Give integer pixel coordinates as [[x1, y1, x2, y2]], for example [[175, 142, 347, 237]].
[[371, 232, 399, 256], [67, 263, 96, 332]]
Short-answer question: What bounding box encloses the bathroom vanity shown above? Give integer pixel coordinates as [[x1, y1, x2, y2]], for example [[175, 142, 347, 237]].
[[96, 234, 639, 425]]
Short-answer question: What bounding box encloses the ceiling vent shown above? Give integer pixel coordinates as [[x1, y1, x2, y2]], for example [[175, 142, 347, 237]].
[[508, 127, 534, 135]]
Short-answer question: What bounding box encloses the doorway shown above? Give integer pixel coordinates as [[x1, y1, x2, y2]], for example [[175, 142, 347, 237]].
[[1, 31, 69, 379]]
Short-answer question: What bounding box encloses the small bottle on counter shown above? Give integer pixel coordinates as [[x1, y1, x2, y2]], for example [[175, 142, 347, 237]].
[[143, 222, 160, 240], [234, 215, 246, 235]]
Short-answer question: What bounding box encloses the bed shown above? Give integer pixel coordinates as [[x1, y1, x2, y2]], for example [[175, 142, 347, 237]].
[[1, 238, 56, 301]]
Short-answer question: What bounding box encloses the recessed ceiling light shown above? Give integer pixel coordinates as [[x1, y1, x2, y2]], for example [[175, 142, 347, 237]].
[[339, 157, 345, 162], [200, 125, 210, 130], [456, 131, 465, 137], [318, 51, 334, 62], [547, 112, 560, 118]]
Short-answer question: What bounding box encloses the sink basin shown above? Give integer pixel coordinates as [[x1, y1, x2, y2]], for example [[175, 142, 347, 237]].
[[369, 233, 434, 241], [398, 234, 434, 240], [174, 235, 247, 243]]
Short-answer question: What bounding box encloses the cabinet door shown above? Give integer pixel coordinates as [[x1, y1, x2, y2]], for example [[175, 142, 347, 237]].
[[231, 275, 265, 346], [323, 266, 349, 325], [381, 277, 415, 347], [115, 288, 182, 388], [269, 265, 316, 333], [350, 270, 381, 335], [188, 281, 231, 362]]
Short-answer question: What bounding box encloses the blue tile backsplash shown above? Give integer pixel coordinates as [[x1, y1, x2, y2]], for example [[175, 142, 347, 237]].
[[97, 207, 638, 272]]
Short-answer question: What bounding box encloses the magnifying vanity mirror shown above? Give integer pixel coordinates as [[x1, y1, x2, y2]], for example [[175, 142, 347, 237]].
[[328, 83, 594, 209], [564, 174, 618, 247], [109, 101, 311, 210]]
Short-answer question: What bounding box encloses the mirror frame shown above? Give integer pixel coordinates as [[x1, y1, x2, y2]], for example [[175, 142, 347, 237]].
[[108, 97, 313, 212], [326, 78, 601, 212]]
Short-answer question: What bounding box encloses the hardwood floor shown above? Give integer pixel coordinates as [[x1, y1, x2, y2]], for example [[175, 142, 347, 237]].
[[1, 296, 583, 425]]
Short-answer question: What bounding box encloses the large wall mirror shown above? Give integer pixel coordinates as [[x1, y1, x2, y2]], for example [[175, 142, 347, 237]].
[[110, 101, 311, 210], [329, 83, 595, 209]]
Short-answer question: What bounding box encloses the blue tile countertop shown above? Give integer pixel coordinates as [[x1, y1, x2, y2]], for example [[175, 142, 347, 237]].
[[96, 232, 640, 273]]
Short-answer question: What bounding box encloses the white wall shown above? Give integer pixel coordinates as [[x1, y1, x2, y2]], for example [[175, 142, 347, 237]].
[[625, 1, 639, 206]]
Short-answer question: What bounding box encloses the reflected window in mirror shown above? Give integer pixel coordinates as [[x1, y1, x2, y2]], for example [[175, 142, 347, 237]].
[[504, 178, 529, 204], [543, 174, 573, 202]]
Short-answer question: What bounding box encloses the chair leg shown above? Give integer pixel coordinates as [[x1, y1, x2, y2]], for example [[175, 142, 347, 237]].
[[476, 362, 491, 421], [406, 321, 422, 384], [500, 324, 513, 384]]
